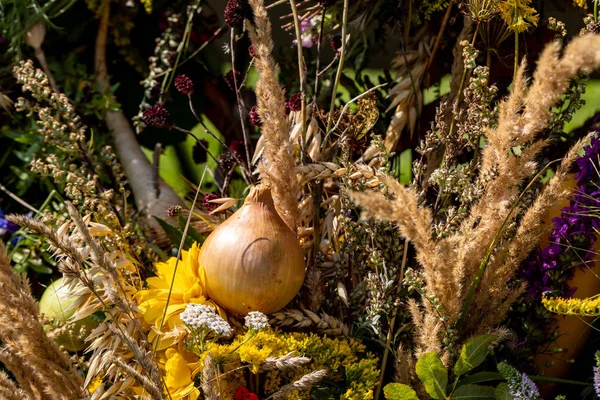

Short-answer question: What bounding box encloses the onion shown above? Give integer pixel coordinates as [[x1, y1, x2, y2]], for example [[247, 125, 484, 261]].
[[39, 277, 100, 352], [199, 185, 305, 316]]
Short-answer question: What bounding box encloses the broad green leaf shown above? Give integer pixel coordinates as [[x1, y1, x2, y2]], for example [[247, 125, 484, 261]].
[[451, 384, 495, 399], [416, 352, 448, 400], [494, 383, 510, 400], [383, 383, 419, 400], [454, 335, 498, 377], [457, 372, 503, 386]]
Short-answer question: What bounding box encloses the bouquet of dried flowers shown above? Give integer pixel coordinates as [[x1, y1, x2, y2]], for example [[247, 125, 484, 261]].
[[1, 0, 600, 399]]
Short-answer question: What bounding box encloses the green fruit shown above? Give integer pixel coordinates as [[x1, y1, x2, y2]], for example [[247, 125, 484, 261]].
[[39, 277, 100, 352]]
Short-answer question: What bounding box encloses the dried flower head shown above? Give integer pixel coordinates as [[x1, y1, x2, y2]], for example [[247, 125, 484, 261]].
[[225, 70, 242, 91], [174, 74, 194, 95], [25, 22, 46, 49], [244, 311, 270, 331], [285, 93, 302, 113], [249, 105, 262, 126], [219, 150, 239, 173], [180, 303, 232, 337], [465, 0, 498, 22], [142, 103, 172, 129], [202, 193, 220, 212], [225, 0, 248, 28], [167, 205, 183, 219]]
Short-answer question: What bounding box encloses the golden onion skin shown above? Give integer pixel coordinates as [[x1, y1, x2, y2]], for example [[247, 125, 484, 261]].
[[199, 186, 305, 316]]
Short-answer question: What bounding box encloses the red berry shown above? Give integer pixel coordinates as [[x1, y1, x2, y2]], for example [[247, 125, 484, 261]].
[[235, 387, 250, 400]]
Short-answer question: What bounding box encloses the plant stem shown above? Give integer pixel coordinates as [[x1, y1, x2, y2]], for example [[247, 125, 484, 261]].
[[595, 0, 599, 22], [514, 30, 519, 81], [425, 0, 455, 73], [374, 237, 410, 400], [313, 7, 327, 103], [230, 30, 254, 180], [289, 0, 307, 137], [325, 0, 349, 135]]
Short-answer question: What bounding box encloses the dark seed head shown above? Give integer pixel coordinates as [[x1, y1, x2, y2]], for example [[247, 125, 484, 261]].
[[174, 74, 194, 95]]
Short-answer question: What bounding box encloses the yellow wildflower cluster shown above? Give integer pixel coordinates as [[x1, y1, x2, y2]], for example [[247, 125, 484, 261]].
[[499, 0, 539, 32], [573, 0, 588, 8], [542, 295, 600, 316], [135, 243, 222, 399], [201, 330, 379, 399]]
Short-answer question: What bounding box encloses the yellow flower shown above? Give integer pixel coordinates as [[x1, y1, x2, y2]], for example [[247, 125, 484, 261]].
[[499, 0, 539, 33], [573, 0, 587, 8], [542, 295, 600, 316], [136, 243, 223, 348], [133, 346, 201, 400], [87, 376, 102, 394], [163, 348, 201, 400]]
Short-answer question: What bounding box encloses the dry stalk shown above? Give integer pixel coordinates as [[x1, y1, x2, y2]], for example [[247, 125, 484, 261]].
[[247, 0, 301, 232], [350, 35, 600, 360]]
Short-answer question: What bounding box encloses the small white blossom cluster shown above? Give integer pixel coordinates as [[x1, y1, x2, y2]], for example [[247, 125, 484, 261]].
[[180, 304, 232, 337], [244, 311, 270, 331]]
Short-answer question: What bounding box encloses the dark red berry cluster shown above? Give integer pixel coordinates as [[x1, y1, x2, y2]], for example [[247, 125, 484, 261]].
[[225, 0, 250, 28], [142, 104, 171, 129], [174, 74, 194, 95], [285, 93, 302, 114]]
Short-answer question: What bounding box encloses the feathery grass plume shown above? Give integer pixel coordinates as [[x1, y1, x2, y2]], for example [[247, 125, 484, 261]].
[[351, 35, 600, 360], [0, 241, 85, 399], [0, 371, 26, 400], [8, 208, 165, 400], [471, 136, 590, 329], [267, 369, 328, 399], [246, 0, 301, 231]]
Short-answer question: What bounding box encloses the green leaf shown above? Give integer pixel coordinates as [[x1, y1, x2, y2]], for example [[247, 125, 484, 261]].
[[153, 216, 193, 249], [454, 335, 498, 377], [494, 383, 510, 400], [457, 372, 503, 387], [383, 383, 419, 400], [416, 352, 448, 400], [451, 384, 495, 399], [177, 216, 206, 246], [28, 262, 53, 274]]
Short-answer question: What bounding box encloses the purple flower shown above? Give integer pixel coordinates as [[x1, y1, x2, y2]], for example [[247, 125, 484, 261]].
[[509, 373, 541, 400], [594, 366, 600, 397], [0, 208, 19, 236]]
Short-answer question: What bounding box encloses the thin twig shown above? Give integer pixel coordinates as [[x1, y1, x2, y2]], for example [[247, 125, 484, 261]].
[[230, 30, 254, 178], [325, 0, 349, 135], [290, 0, 307, 136], [424, 0, 455, 73]]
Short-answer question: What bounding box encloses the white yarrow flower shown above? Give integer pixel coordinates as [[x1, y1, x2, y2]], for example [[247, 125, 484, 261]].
[[244, 311, 270, 331], [180, 303, 232, 337]]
